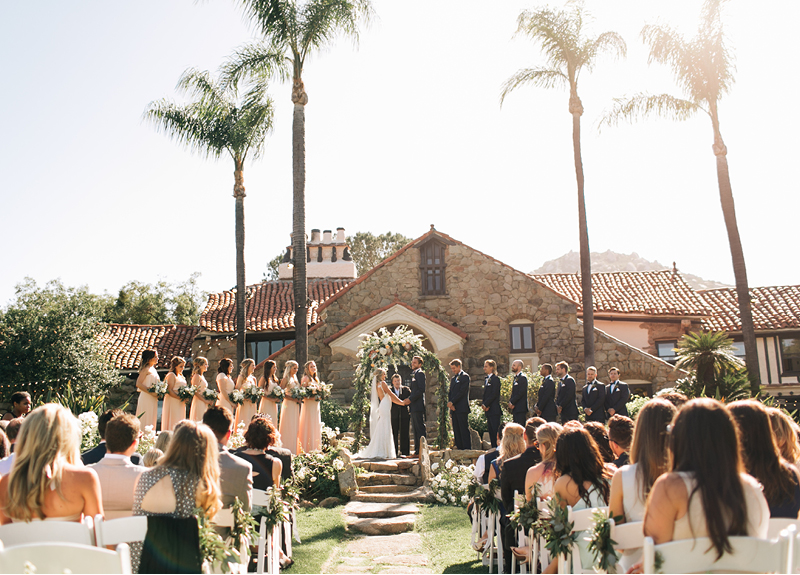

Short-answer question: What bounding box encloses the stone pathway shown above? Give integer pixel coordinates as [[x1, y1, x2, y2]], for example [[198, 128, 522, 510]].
[[326, 532, 433, 574]]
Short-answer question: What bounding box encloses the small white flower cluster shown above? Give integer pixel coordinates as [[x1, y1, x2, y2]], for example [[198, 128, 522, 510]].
[[228, 421, 248, 450], [136, 424, 157, 455], [78, 411, 99, 452], [429, 458, 475, 507]]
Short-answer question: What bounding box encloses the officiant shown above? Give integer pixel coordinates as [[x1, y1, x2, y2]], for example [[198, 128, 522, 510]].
[[390, 374, 411, 456]]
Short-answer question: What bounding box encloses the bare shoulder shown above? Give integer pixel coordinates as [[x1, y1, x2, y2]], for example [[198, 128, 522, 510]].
[[652, 472, 688, 502], [65, 464, 100, 487]]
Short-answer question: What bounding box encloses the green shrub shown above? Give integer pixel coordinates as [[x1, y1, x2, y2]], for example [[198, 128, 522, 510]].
[[320, 400, 351, 432], [626, 395, 650, 420]]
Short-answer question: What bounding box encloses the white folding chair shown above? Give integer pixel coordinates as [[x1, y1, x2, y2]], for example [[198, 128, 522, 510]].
[[0, 541, 131, 574], [253, 489, 281, 574], [643, 534, 790, 574], [609, 519, 644, 572], [213, 508, 248, 574], [558, 506, 607, 574], [510, 490, 531, 575], [94, 515, 148, 548], [0, 515, 95, 546], [769, 518, 800, 541]]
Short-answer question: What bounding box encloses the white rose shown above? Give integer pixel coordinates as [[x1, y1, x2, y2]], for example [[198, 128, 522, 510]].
[[431, 462, 439, 471]]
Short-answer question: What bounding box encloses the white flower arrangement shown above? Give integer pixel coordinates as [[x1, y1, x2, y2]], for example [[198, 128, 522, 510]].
[[228, 421, 247, 450], [228, 389, 245, 406], [430, 459, 475, 507], [241, 382, 263, 403], [136, 425, 158, 455], [151, 380, 169, 400], [78, 411, 99, 452]]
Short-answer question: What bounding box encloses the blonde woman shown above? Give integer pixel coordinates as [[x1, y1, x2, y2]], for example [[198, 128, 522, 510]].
[[768, 407, 800, 470], [258, 360, 281, 425], [215, 358, 236, 413], [525, 422, 563, 500], [133, 420, 221, 573], [190, 357, 213, 422], [0, 404, 103, 523], [161, 356, 188, 432], [135, 349, 160, 430], [235, 359, 258, 432], [298, 360, 323, 453], [278, 361, 301, 454]]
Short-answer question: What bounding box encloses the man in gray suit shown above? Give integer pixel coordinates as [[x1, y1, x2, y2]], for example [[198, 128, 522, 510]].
[[203, 406, 253, 514], [89, 413, 146, 519]]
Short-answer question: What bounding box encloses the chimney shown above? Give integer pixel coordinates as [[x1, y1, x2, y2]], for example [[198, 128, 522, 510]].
[[310, 229, 321, 244], [322, 229, 332, 243], [336, 227, 345, 243]]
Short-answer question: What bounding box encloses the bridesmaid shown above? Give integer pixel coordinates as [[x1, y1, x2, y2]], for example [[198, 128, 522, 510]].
[[258, 360, 281, 426], [161, 356, 188, 432], [216, 358, 236, 414], [235, 359, 258, 431], [298, 360, 323, 453], [278, 361, 301, 455], [189, 357, 213, 422], [135, 349, 160, 430]]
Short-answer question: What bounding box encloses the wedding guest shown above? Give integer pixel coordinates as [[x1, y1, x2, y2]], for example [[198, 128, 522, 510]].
[[235, 358, 259, 433], [135, 349, 161, 430], [641, 399, 768, 564], [482, 360, 501, 448], [82, 408, 143, 465], [155, 430, 172, 454], [234, 417, 282, 490], [0, 428, 9, 460], [202, 406, 253, 514], [190, 356, 213, 422], [580, 366, 606, 422], [604, 367, 630, 418], [534, 364, 558, 422], [584, 421, 615, 464], [448, 359, 471, 450], [508, 360, 529, 426], [161, 356, 188, 432], [473, 423, 504, 485], [656, 390, 689, 410], [279, 361, 301, 455], [554, 361, 579, 423], [216, 358, 236, 414], [89, 413, 146, 519], [768, 407, 800, 469], [0, 418, 23, 474], [525, 422, 563, 500], [390, 374, 411, 456], [0, 404, 103, 523], [298, 360, 323, 453], [267, 431, 293, 482], [258, 360, 281, 425], [2, 391, 31, 421], [133, 420, 221, 574], [142, 448, 163, 468], [607, 414, 634, 467], [728, 400, 800, 518]]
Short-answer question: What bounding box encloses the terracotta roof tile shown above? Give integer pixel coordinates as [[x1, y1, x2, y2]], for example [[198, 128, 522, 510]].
[[99, 324, 200, 370], [533, 271, 711, 317], [700, 286, 800, 332], [199, 279, 351, 333]]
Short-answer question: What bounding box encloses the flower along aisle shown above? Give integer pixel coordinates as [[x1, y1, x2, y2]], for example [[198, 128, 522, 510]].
[[350, 325, 450, 451]]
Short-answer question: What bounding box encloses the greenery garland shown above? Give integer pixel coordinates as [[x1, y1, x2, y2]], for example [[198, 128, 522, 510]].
[[587, 508, 622, 573], [508, 484, 541, 534], [195, 507, 239, 574], [470, 479, 501, 515], [254, 487, 289, 532], [541, 495, 579, 559], [351, 325, 450, 450]]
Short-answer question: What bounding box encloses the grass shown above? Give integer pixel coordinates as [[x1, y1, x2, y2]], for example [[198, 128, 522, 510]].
[[418, 503, 486, 574], [284, 507, 349, 575]]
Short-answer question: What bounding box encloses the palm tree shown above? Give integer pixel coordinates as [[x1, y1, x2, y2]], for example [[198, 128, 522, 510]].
[[600, 0, 760, 393], [223, 0, 373, 368], [675, 331, 745, 397], [501, 4, 626, 368], [146, 68, 275, 370]]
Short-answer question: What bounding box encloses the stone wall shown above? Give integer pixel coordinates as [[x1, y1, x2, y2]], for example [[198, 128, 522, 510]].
[[593, 327, 685, 390], [642, 318, 702, 356]]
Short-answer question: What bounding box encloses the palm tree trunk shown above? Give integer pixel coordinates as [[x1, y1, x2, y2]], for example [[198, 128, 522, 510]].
[[234, 162, 247, 373], [570, 91, 595, 369], [711, 116, 759, 394], [292, 88, 308, 369]]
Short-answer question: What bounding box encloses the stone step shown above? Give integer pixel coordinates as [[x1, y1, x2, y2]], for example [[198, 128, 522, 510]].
[[346, 513, 417, 536], [357, 472, 419, 487], [359, 484, 417, 494], [344, 502, 420, 519], [353, 459, 417, 473], [351, 486, 434, 504]]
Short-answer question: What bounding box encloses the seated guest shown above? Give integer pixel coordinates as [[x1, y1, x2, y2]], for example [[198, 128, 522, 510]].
[[82, 408, 143, 466], [500, 418, 544, 512], [0, 428, 9, 460], [89, 413, 147, 519], [203, 406, 253, 513], [2, 392, 31, 421], [0, 418, 23, 475], [267, 430, 293, 482], [728, 400, 800, 518], [234, 417, 283, 490], [142, 448, 163, 468], [487, 423, 526, 573], [768, 407, 800, 471], [525, 422, 563, 500], [656, 390, 688, 410], [584, 421, 615, 465], [133, 421, 221, 574], [155, 430, 172, 454], [474, 423, 504, 485], [0, 404, 103, 523], [607, 414, 634, 467], [641, 398, 768, 566]]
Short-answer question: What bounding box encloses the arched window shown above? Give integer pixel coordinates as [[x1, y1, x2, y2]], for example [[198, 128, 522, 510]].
[[419, 240, 447, 296]]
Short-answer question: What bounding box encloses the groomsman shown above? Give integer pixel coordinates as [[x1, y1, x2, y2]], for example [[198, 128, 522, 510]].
[[408, 356, 426, 456], [390, 374, 411, 456], [555, 361, 579, 423], [448, 359, 471, 450], [482, 360, 502, 448], [605, 366, 631, 418], [580, 366, 606, 423], [507, 360, 529, 426], [534, 363, 558, 422]]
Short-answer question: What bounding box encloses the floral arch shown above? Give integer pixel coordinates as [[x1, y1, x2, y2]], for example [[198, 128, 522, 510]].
[[351, 325, 450, 451]]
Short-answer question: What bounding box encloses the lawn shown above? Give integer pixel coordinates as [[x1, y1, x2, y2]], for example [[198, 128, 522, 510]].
[[284, 507, 350, 574]]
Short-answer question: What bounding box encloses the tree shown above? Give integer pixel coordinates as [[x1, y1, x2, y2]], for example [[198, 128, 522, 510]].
[[0, 279, 121, 399], [146, 69, 275, 372], [501, 4, 626, 368], [103, 273, 206, 325], [346, 231, 411, 275], [224, 0, 373, 368], [600, 0, 759, 393], [675, 331, 747, 400]]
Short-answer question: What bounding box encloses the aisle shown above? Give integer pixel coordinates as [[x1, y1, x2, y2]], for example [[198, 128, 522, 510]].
[[325, 531, 432, 574]]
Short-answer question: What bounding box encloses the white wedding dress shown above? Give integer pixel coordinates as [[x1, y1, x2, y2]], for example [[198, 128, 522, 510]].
[[357, 376, 396, 460]]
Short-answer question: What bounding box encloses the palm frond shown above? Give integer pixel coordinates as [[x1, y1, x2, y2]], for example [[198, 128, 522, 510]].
[[500, 67, 567, 105], [591, 31, 627, 61], [299, 0, 373, 60], [516, 8, 577, 74], [220, 41, 291, 90], [598, 93, 702, 129], [144, 100, 225, 160], [238, 0, 295, 44], [176, 68, 228, 110]]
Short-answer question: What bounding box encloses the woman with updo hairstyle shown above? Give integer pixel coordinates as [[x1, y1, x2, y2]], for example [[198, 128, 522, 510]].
[[487, 422, 526, 487], [135, 349, 160, 430], [278, 360, 301, 454], [525, 422, 563, 500], [0, 404, 103, 523], [258, 360, 281, 424], [161, 356, 188, 432], [215, 358, 236, 414], [234, 416, 283, 489], [768, 407, 800, 469], [190, 356, 213, 422]]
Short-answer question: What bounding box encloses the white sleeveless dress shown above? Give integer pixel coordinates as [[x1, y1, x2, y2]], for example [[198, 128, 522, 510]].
[[357, 391, 396, 459]]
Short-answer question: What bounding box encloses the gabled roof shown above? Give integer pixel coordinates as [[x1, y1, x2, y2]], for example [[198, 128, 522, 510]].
[[199, 279, 351, 333], [99, 324, 201, 370], [533, 271, 711, 318], [700, 286, 800, 332]]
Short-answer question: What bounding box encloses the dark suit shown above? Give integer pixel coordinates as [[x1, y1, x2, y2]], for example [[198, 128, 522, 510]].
[[449, 370, 471, 450], [580, 382, 607, 423], [391, 384, 411, 456], [535, 375, 558, 422], [556, 374, 579, 423], [266, 446, 293, 481], [500, 446, 541, 572], [409, 368, 426, 455], [482, 374, 501, 448], [81, 441, 143, 465], [605, 380, 631, 418], [508, 372, 529, 426]]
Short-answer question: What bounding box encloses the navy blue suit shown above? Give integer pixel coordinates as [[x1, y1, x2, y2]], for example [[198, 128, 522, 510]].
[[580, 382, 607, 422], [449, 370, 471, 449], [556, 374, 579, 423], [409, 368, 426, 454], [508, 372, 529, 426], [535, 375, 558, 422], [605, 380, 631, 418], [482, 374, 502, 447]]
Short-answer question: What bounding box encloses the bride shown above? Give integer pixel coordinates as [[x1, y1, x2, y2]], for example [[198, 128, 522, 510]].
[[358, 368, 407, 459]]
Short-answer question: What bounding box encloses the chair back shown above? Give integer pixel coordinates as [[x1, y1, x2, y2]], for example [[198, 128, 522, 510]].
[[567, 506, 606, 533], [609, 520, 644, 551], [214, 508, 235, 528], [0, 516, 95, 547], [768, 517, 800, 541], [642, 535, 790, 574], [0, 541, 131, 574], [94, 515, 148, 548], [252, 489, 271, 507]]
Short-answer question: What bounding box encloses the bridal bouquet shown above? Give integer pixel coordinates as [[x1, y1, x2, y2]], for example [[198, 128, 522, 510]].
[[242, 382, 263, 404], [265, 386, 284, 401], [228, 389, 245, 406], [177, 385, 197, 402], [287, 387, 308, 401], [306, 382, 332, 401], [152, 380, 169, 400], [202, 388, 219, 402]]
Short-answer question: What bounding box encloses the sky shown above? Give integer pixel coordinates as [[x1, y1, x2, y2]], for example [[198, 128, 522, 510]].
[[1, 0, 798, 308]]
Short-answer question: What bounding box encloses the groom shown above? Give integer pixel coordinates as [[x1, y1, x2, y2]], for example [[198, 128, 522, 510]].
[[408, 355, 426, 457]]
